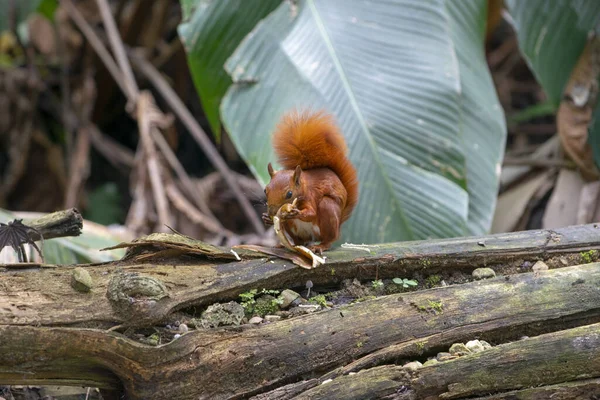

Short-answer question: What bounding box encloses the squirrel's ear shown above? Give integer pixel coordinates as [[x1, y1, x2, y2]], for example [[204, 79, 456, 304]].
[[267, 163, 275, 178], [293, 165, 302, 186]]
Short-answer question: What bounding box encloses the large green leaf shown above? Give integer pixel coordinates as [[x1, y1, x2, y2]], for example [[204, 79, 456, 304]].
[[220, 0, 506, 243], [448, 1, 507, 235], [505, 0, 600, 105], [506, 1, 600, 167], [178, 0, 281, 140]]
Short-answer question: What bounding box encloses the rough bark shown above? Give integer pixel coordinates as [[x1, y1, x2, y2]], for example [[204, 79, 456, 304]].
[[291, 322, 600, 399], [2, 224, 600, 398], [26, 208, 83, 240], [2, 223, 599, 328]]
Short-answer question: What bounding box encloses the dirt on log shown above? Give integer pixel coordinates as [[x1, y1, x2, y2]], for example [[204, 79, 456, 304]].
[[2, 223, 600, 399]]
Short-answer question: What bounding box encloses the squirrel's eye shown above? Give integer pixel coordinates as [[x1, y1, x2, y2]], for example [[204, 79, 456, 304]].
[[264, 188, 267, 194], [286, 190, 293, 199]]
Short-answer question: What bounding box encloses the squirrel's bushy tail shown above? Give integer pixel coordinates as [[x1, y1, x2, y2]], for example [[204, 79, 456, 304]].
[[272, 110, 358, 222]]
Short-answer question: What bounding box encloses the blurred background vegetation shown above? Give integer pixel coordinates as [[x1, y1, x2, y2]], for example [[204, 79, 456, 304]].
[[1, 0, 599, 264]]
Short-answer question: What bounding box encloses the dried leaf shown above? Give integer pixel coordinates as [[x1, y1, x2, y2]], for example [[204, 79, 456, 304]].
[[542, 169, 585, 229], [101, 232, 262, 261], [492, 172, 554, 233], [272, 199, 325, 269], [577, 181, 600, 224], [557, 36, 600, 181], [232, 244, 314, 270]]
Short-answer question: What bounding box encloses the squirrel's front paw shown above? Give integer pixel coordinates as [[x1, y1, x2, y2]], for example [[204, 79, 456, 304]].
[[262, 213, 274, 225], [308, 244, 330, 255], [280, 207, 300, 219]]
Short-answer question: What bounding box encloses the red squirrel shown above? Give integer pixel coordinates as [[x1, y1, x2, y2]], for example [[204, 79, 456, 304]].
[[262, 110, 359, 253]]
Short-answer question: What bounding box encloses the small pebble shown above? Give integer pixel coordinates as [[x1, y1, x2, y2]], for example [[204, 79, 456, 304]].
[[532, 261, 549, 272], [292, 297, 308, 307], [403, 361, 422, 371], [71, 267, 93, 293], [280, 289, 301, 309], [449, 343, 470, 356], [173, 334, 181, 340], [521, 261, 532, 270], [321, 379, 333, 385], [559, 257, 568, 266], [249, 316, 263, 324], [479, 340, 492, 349], [465, 340, 485, 353], [423, 359, 439, 367], [265, 315, 281, 322], [472, 267, 496, 280], [178, 323, 189, 333]]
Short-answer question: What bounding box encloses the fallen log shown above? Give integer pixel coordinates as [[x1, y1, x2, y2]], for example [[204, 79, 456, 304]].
[[2, 253, 600, 398], [292, 322, 600, 400], [2, 223, 600, 327]]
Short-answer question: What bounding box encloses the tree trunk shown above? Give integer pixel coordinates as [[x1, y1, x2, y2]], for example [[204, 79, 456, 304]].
[[2, 223, 600, 399]]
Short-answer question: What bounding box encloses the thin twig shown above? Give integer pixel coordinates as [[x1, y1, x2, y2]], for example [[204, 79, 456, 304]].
[[62, 0, 129, 98], [151, 129, 221, 223], [141, 0, 170, 49], [165, 183, 232, 236], [487, 36, 517, 69], [126, 146, 150, 233], [152, 38, 183, 69], [129, 51, 265, 235], [65, 73, 95, 209], [54, 22, 73, 157], [95, 0, 139, 103], [137, 92, 172, 230], [65, 127, 91, 208], [88, 124, 135, 168], [42, 85, 135, 171]]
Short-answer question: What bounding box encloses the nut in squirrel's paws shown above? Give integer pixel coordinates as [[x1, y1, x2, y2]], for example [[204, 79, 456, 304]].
[[279, 199, 300, 219], [280, 208, 300, 219]]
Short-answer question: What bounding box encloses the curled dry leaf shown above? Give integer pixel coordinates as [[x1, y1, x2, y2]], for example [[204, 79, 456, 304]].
[[557, 36, 600, 181], [272, 199, 299, 251], [233, 199, 325, 269], [272, 199, 325, 269]]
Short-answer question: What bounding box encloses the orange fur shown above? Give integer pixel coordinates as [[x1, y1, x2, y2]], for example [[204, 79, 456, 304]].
[[272, 110, 358, 222]]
